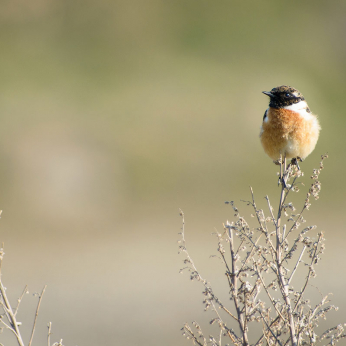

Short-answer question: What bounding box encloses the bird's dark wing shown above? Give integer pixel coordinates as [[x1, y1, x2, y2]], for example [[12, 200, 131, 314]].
[[263, 109, 268, 121]]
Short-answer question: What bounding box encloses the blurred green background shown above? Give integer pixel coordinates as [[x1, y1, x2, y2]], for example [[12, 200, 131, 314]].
[[1, 1, 346, 345]]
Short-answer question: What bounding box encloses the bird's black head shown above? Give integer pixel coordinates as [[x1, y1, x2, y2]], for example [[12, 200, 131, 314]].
[[262, 85, 305, 109]]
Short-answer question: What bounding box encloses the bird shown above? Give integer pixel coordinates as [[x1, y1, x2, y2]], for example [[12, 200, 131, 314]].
[[260, 85, 320, 167]]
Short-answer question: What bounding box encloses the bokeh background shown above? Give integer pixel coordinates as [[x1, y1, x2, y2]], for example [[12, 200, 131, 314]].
[[1, 1, 346, 345]]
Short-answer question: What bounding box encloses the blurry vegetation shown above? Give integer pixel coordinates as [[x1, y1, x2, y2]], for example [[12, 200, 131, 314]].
[[0, 1, 345, 346], [179, 156, 346, 345]]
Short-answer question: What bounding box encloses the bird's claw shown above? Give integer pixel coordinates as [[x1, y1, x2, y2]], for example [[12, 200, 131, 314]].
[[290, 157, 303, 171]]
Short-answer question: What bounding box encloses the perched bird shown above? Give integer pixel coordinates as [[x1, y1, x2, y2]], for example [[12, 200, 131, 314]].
[[260, 85, 320, 165]]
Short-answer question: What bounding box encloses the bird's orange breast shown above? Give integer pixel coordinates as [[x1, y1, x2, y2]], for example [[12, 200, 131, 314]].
[[260, 107, 320, 160]]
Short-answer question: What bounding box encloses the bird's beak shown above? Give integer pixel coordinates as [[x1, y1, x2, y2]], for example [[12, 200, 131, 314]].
[[262, 91, 274, 97]]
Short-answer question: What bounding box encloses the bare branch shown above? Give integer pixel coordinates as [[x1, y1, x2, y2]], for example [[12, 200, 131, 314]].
[[287, 246, 306, 285], [28, 285, 47, 346], [179, 155, 342, 346], [0, 280, 25, 346], [14, 285, 28, 317]]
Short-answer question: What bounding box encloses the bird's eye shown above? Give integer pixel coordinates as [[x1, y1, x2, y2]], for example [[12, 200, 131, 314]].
[[285, 93, 291, 97]]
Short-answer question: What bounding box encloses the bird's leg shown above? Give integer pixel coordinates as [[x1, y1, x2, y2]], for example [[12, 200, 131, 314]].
[[277, 155, 283, 186], [281, 155, 289, 188], [277, 154, 289, 188]]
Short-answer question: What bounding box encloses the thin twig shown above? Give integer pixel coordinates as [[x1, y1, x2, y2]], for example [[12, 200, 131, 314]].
[[288, 245, 306, 285], [28, 285, 47, 346], [283, 205, 307, 242], [256, 265, 287, 323], [0, 280, 25, 346], [14, 285, 28, 317], [48, 322, 52, 346], [293, 233, 323, 313], [259, 310, 283, 346], [249, 187, 270, 232], [254, 315, 281, 346], [265, 194, 277, 228], [182, 323, 206, 346], [179, 210, 241, 343], [237, 233, 263, 276], [228, 226, 249, 345]]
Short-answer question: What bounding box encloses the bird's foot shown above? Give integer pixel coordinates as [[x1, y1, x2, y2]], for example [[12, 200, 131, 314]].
[[290, 157, 303, 171], [273, 158, 282, 166]]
